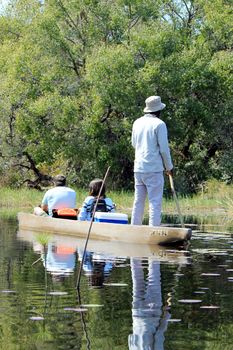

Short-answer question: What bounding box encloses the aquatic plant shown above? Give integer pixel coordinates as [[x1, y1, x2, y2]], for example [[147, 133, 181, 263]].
[[36, 233, 51, 246]]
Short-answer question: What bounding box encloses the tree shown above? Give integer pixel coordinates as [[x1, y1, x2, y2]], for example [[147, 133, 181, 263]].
[[0, 0, 232, 191]]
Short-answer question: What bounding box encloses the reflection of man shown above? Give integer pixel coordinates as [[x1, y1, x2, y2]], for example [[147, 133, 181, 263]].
[[128, 258, 170, 350], [38, 243, 77, 276], [41, 175, 76, 216]]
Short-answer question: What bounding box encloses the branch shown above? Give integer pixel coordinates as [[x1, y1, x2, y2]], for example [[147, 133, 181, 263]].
[[60, 44, 82, 76], [182, 0, 191, 16], [101, 105, 113, 123], [137, 49, 147, 64], [13, 163, 31, 170], [57, 0, 78, 31], [7, 29, 22, 40], [166, 3, 186, 24], [183, 0, 195, 28], [204, 143, 219, 162], [129, 15, 140, 30]]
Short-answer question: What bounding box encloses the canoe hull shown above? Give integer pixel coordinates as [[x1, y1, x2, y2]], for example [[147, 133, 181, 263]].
[[17, 212, 191, 245], [17, 228, 190, 262]]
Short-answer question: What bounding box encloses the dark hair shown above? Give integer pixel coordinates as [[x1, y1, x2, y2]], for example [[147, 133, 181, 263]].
[[89, 178, 106, 197], [54, 174, 66, 186], [88, 262, 105, 288], [150, 110, 161, 117]]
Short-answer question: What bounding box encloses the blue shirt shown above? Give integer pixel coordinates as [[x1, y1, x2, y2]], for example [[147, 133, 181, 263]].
[[42, 186, 76, 216], [78, 196, 115, 221]]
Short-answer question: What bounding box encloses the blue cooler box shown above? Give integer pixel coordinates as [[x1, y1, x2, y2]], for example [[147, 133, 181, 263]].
[[94, 212, 128, 224]]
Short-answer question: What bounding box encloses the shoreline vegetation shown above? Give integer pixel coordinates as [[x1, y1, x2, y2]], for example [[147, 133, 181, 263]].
[[0, 1, 232, 196], [0, 180, 232, 218]]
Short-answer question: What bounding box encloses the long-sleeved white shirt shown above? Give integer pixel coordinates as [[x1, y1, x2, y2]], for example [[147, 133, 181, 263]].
[[132, 114, 173, 172]]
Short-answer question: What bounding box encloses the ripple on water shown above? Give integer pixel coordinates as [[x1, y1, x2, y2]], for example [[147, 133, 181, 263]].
[[80, 304, 104, 308], [48, 291, 68, 296], [63, 307, 88, 312], [29, 316, 44, 321], [178, 299, 202, 304], [103, 283, 128, 286]]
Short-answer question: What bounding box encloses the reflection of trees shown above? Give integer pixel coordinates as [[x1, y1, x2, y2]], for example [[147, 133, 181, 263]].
[[76, 256, 131, 350], [4, 216, 233, 348], [0, 226, 82, 348]]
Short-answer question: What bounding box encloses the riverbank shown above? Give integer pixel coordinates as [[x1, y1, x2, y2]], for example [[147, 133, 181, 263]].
[[0, 180, 232, 217]]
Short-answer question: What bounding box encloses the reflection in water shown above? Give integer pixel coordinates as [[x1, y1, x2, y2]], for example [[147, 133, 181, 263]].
[[78, 249, 114, 288], [33, 241, 115, 287], [39, 243, 77, 277], [2, 215, 233, 349], [5, 216, 233, 349], [33, 240, 117, 349], [32, 235, 188, 348], [16, 228, 191, 350], [128, 258, 171, 350]]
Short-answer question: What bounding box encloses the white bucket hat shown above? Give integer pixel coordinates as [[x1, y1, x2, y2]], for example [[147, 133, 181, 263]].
[[143, 95, 166, 113]]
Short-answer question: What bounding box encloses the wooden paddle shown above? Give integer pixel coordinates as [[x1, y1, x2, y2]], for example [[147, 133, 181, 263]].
[[76, 166, 111, 289], [168, 174, 184, 228]]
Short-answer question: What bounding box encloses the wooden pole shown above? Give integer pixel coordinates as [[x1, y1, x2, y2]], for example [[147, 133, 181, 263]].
[[76, 166, 111, 290], [168, 174, 184, 228]]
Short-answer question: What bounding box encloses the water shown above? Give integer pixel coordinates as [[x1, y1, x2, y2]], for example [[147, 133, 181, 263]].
[[0, 214, 233, 349]]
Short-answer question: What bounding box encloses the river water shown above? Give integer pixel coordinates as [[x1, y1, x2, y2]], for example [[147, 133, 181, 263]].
[[0, 213, 233, 349]]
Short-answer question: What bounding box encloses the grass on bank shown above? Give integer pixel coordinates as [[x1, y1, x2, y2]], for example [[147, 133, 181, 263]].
[[0, 179, 232, 217]]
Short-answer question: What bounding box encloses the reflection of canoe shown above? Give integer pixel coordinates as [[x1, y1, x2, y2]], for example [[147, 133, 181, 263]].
[[18, 212, 191, 245], [17, 229, 190, 264]]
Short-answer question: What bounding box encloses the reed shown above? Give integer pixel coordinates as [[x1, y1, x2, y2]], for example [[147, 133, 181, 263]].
[[0, 187, 41, 209], [218, 197, 233, 216], [0, 179, 232, 216], [36, 233, 51, 246]]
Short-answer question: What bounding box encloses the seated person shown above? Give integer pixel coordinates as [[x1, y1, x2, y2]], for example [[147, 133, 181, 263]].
[[41, 174, 76, 217], [78, 178, 115, 221]]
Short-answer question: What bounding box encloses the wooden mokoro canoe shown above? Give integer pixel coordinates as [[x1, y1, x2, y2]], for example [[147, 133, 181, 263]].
[[17, 212, 192, 245], [17, 228, 190, 263]]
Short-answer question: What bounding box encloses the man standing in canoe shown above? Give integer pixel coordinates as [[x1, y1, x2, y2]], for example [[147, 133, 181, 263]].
[[131, 95, 173, 227]]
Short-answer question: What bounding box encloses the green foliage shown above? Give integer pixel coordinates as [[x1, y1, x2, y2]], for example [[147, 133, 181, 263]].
[[0, 0, 232, 192], [86, 45, 138, 112]]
